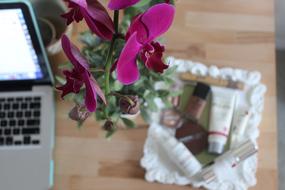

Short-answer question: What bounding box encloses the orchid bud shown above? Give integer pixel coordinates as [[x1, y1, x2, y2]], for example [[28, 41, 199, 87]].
[[69, 104, 90, 123], [119, 95, 140, 115], [103, 120, 115, 131]]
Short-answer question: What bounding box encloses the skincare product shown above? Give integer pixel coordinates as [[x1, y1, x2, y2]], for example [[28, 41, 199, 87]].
[[160, 109, 183, 128], [231, 108, 252, 145], [200, 140, 258, 183], [175, 82, 211, 155], [175, 122, 208, 155], [151, 126, 202, 178], [185, 83, 211, 121], [208, 86, 237, 154], [179, 72, 244, 90], [161, 82, 210, 129]]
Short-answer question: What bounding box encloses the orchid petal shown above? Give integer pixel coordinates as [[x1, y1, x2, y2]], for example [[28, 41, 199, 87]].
[[81, 8, 113, 40], [141, 42, 168, 73], [85, 0, 114, 37], [62, 0, 85, 25], [61, 35, 89, 71], [62, 0, 114, 41], [56, 70, 83, 98], [70, 0, 87, 7], [108, 0, 140, 10], [117, 33, 142, 85], [90, 76, 107, 105], [141, 3, 175, 42], [63, 70, 84, 92], [83, 72, 97, 112], [126, 14, 148, 43]]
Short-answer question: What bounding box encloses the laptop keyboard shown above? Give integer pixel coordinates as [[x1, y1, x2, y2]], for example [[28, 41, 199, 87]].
[[0, 96, 41, 147]]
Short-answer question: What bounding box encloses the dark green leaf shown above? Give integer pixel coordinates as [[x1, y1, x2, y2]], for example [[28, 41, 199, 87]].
[[140, 107, 151, 122], [105, 128, 116, 139], [121, 117, 136, 128], [133, 0, 151, 7]]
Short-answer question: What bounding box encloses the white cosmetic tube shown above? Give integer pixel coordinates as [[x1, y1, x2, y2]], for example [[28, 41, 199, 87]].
[[150, 126, 202, 178], [231, 108, 252, 145], [208, 86, 237, 154]]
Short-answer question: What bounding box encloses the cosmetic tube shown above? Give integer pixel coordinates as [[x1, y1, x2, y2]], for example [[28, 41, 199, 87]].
[[208, 86, 237, 154], [200, 140, 258, 184], [231, 108, 252, 145], [151, 126, 202, 178]]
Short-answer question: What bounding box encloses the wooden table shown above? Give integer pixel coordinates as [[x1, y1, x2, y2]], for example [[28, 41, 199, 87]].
[[50, 0, 278, 189]]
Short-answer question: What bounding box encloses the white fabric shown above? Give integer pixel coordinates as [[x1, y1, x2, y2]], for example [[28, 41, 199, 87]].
[[140, 57, 267, 190]]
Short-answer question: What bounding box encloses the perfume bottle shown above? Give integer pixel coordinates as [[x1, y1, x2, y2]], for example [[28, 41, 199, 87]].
[[199, 140, 258, 184]]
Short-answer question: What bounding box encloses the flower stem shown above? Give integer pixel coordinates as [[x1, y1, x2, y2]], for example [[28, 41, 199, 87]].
[[90, 68, 105, 73], [104, 10, 120, 118]]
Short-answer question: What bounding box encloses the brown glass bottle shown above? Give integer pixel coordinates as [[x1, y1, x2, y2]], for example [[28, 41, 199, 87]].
[[185, 82, 210, 121], [175, 82, 211, 155]]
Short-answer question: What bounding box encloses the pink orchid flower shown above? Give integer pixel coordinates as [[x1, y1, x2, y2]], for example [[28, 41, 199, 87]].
[[62, 0, 114, 40], [116, 3, 175, 85], [57, 35, 106, 112], [108, 0, 140, 10]]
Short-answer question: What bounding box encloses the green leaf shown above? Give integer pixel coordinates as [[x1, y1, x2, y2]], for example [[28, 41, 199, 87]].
[[121, 117, 136, 128], [105, 129, 116, 139], [146, 98, 158, 112], [140, 107, 151, 122], [157, 90, 170, 97], [95, 110, 106, 121], [79, 31, 98, 47], [55, 76, 66, 85], [164, 65, 178, 76], [161, 97, 172, 108], [169, 90, 183, 97], [112, 81, 123, 91], [58, 61, 72, 69], [77, 121, 84, 129], [133, 0, 151, 7]]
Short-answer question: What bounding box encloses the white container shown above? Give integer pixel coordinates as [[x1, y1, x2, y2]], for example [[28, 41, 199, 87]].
[[150, 126, 202, 178], [231, 108, 252, 145], [208, 86, 237, 154]]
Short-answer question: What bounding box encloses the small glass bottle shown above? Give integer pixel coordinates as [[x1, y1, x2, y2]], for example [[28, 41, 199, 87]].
[[175, 83, 211, 155]]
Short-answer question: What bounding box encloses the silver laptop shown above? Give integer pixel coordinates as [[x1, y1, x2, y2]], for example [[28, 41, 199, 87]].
[[0, 1, 55, 189]]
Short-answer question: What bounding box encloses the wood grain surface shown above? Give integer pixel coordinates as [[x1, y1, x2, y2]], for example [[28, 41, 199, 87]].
[[49, 0, 278, 189]]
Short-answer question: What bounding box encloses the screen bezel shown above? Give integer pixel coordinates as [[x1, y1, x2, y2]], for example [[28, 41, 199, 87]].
[[0, 2, 52, 88]]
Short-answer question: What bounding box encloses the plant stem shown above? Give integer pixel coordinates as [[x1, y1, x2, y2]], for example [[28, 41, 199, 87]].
[[90, 68, 105, 73], [104, 39, 115, 95], [104, 10, 120, 118]]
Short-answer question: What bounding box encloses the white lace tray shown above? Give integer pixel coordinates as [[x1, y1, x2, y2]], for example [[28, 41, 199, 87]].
[[140, 57, 267, 190]]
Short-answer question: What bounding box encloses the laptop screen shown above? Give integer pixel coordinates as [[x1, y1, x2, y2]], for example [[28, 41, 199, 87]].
[[0, 9, 43, 81]]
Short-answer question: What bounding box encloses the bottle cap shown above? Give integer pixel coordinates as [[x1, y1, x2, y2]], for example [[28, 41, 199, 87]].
[[193, 82, 211, 100], [208, 142, 224, 154]]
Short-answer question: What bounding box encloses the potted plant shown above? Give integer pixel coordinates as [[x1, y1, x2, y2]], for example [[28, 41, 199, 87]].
[[56, 0, 178, 137]]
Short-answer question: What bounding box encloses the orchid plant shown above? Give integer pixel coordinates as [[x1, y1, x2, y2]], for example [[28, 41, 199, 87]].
[[56, 0, 178, 136]]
